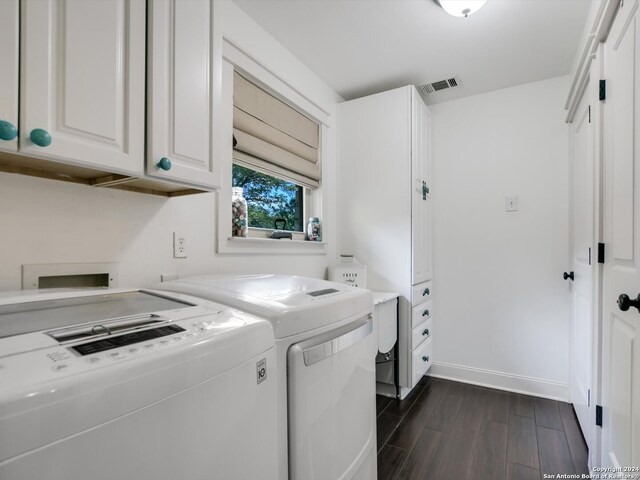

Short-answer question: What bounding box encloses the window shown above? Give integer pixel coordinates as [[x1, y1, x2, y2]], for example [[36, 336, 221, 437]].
[[232, 164, 304, 232], [217, 55, 327, 254]]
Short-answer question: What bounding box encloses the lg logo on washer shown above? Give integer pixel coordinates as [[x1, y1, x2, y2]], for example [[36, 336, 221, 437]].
[[257, 358, 267, 384]]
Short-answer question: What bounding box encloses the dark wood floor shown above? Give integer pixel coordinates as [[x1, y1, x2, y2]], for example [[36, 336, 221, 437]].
[[376, 377, 589, 480]]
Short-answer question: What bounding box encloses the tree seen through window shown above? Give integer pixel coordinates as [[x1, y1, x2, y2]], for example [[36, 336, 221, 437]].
[[232, 164, 303, 232]]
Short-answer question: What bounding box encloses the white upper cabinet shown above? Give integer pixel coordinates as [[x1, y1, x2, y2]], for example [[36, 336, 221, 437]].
[[146, 0, 222, 189], [0, 0, 19, 153], [20, 0, 146, 175], [411, 93, 432, 285]]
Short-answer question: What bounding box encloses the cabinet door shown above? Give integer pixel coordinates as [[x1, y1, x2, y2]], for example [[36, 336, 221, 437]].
[[0, 0, 19, 153], [20, 0, 145, 175], [411, 92, 432, 284], [146, 0, 222, 189]]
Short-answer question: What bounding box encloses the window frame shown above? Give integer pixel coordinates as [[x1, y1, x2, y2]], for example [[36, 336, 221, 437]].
[[216, 42, 327, 255]]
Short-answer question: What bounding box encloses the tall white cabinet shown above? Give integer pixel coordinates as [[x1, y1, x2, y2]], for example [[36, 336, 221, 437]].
[[338, 86, 433, 397]]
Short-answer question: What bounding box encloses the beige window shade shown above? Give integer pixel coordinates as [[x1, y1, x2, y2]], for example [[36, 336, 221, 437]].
[[233, 72, 320, 188]]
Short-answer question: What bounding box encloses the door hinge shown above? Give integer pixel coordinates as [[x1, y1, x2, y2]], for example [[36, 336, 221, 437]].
[[599, 80, 607, 101], [588, 247, 592, 265], [588, 389, 591, 407], [588, 105, 591, 123], [598, 242, 605, 264], [596, 404, 603, 427]]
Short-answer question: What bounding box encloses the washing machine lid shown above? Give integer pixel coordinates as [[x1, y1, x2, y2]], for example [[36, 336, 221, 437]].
[[0, 288, 274, 462], [156, 274, 374, 338]]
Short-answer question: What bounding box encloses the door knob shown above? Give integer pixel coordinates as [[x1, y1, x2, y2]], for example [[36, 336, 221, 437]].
[[617, 293, 640, 312], [563, 271, 574, 281]]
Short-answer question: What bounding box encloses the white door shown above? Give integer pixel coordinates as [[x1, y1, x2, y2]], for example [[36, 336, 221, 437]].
[[601, 0, 640, 470], [146, 0, 222, 189], [0, 0, 19, 153], [412, 91, 432, 285], [569, 91, 594, 449], [20, 0, 145, 175]]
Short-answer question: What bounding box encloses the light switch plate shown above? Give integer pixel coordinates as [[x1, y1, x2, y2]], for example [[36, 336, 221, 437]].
[[505, 195, 518, 212]]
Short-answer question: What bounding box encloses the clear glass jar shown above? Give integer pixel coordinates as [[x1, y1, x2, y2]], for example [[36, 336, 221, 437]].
[[306, 217, 321, 241], [232, 187, 248, 237]]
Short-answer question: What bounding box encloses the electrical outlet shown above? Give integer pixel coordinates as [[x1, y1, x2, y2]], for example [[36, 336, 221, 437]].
[[173, 232, 187, 258], [505, 195, 518, 212]]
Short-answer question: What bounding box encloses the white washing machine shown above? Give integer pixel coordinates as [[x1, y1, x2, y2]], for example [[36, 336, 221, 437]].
[[156, 274, 377, 480], [0, 288, 277, 480]]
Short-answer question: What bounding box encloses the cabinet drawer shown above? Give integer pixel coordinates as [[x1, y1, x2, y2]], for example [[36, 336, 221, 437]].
[[412, 281, 432, 306], [411, 300, 432, 328], [412, 337, 432, 387], [412, 317, 433, 350]]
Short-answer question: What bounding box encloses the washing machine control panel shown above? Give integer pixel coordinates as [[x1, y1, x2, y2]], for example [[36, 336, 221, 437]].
[[0, 312, 249, 393], [71, 324, 186, 356]]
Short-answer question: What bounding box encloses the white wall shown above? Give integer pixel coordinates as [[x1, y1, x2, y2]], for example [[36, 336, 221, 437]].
[[0, 1, 341, 292], [429, 75, 571, 400]]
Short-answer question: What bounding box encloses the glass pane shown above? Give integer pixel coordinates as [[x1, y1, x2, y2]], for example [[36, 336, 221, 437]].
[[232, 164, 304, 231]]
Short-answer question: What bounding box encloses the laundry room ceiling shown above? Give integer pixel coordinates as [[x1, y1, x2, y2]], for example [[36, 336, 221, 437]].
[[232, 0, 594, 104]]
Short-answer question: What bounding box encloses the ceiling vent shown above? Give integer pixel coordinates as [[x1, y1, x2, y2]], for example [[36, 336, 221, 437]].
[[418, 76, 462, 94]]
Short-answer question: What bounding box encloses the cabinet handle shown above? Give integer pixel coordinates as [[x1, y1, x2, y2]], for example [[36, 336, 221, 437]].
[[30, 128, 52, 147], [423, 287, 430, 296], [0, 120, 18, 141], [422, 328, 430, 336], [157, 157, 172, 171], [422, 355, 430, 362], [563, 271, 574, 281], [422, 309, 430, 317]]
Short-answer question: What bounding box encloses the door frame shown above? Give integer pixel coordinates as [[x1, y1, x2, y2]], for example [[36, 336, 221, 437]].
[[567, 43, 606, 471]]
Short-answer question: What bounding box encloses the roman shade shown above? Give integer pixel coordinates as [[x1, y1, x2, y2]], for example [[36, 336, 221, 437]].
[[233, 72, 320, 189]]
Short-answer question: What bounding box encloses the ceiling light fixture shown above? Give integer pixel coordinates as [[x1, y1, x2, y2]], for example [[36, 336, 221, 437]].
[[434, 0, 487, 17]]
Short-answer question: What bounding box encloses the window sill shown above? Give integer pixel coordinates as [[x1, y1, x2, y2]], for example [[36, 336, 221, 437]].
[[218, 236, 327, 255]]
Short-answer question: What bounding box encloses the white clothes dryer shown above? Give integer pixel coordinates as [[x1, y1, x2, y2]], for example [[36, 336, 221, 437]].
[[156, 274, 377, 480], [0, 288, 277, 480]]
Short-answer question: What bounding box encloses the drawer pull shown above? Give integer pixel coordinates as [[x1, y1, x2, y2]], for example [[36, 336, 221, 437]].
[[422, 355, 430, 362], [422, 309, 430, 317], [422, 328, 430, 336], [423, 287, 430, 296]]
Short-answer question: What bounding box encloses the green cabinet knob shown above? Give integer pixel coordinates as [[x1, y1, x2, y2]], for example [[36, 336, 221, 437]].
[[422, 328, 430, 336], [0, 120, 18, 141], [423, 287, 430, 296], [422, 355, 430, 362], [30, 128, 52, 147], [422, 309, 430, 317], [157, 157, 172, 171]]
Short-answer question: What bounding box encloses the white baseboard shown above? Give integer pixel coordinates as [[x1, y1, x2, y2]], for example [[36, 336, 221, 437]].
[[429, 361, 568, 401]]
